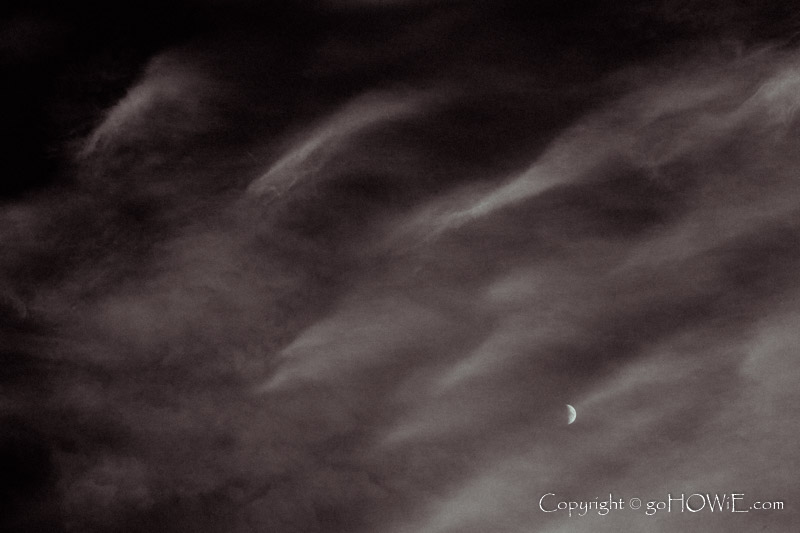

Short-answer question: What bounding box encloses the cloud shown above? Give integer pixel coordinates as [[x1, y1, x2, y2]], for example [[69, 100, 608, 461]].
[[3, 5, 800, 532], [246, 90, 434, 198]]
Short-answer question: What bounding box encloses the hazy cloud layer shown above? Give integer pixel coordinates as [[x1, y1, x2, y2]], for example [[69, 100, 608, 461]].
[[2, 2, 800, 532]]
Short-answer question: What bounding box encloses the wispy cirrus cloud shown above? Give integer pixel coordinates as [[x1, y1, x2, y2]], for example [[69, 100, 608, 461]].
[[2, 4, 800, 532]]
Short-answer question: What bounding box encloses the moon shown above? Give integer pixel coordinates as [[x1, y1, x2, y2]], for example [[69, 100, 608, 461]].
[[566, 404, 577, 425]]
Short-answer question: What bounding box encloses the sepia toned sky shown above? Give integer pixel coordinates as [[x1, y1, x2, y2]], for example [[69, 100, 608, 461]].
[[2, 1, 800, 531]]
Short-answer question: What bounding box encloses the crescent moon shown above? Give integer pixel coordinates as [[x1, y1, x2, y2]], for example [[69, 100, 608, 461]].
[[566, 404, 577, 425]]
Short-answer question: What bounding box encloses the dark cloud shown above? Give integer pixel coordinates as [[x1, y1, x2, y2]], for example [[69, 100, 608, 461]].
[[1, 2, 800, 532]]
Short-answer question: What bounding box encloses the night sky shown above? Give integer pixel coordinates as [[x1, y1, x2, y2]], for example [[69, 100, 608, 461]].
[[2, 1, 800, 531]]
